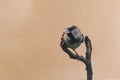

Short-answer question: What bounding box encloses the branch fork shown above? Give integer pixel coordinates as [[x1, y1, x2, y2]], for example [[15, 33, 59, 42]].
[[60, 36, 93, 80]]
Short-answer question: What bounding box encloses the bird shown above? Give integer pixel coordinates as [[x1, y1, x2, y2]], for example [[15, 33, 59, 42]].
[[62, 25, 84, 56]]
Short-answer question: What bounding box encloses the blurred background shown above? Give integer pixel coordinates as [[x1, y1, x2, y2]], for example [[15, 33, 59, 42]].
[[0, 0, 120, 80]]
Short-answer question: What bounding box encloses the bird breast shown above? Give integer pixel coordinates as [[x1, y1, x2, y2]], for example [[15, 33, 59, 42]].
[[63, 31, 83, 49]]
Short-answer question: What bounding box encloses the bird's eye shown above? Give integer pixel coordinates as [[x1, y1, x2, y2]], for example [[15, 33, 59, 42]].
[[72, 29, 78, 34]]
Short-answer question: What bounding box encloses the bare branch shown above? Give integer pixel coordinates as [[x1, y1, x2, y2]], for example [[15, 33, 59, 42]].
[[60, 35, 93, 80], [84, 36, 93, 80], [85, 36, 92, 60]]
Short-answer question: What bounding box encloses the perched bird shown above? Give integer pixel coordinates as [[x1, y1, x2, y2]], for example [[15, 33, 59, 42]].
[[62, 25, 84, 56]]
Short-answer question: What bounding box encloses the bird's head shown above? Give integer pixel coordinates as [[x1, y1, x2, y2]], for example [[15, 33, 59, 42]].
[[64, 25, 77, 34], [63, 25, 84, 49]]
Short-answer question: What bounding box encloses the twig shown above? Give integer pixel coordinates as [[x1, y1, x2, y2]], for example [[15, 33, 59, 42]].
[[60, 36, 93, 80]]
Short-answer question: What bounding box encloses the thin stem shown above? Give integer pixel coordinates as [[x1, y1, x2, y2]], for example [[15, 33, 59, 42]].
[[60, 36, 93, 80]]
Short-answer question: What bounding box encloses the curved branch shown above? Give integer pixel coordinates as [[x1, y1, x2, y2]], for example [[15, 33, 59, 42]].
[[85, 36, 92, 60], [60, 36, 93, 80], [84, 36, 93, 80]]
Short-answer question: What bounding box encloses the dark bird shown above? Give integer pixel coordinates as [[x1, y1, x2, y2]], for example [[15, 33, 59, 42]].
[[62, 25, 84, 56]]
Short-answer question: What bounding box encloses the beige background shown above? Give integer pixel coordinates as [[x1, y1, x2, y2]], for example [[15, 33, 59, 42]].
[[0, 0, 120, 80]]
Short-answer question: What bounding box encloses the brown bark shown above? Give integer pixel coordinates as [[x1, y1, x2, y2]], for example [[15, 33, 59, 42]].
[[60, 36, 93, 80]]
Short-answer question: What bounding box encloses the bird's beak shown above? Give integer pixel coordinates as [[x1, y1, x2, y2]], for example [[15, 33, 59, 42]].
[[64, 30, 70, 34], [65, 31, 70, 34]]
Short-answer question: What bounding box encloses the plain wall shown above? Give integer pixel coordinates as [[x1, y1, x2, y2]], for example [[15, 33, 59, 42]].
[[0, 0, 120, 80]]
